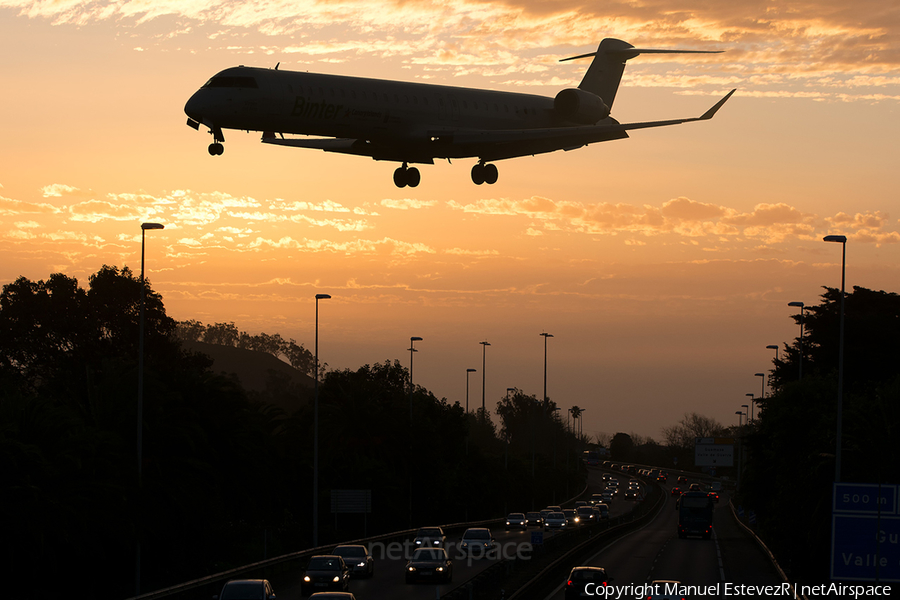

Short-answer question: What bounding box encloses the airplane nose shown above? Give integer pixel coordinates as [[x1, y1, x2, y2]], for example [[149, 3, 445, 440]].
[[184, 90, 205, 122]]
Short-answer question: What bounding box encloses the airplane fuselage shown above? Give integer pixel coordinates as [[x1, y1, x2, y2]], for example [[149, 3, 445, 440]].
[[185, 66, 597, 163]]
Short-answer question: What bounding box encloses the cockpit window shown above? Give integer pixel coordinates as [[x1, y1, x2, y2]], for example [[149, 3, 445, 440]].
[[203, 76, 259, 89]]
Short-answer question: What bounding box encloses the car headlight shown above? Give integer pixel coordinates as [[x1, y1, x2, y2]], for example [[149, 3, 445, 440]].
[[332, 576, 339, 583], [408, 566, 416, 572], [303, 576, 310, 582], [415, 540, 422, 545], [433, 540, 440, 546], [436, 567, 444, 572], [358, 562, 366, 567]]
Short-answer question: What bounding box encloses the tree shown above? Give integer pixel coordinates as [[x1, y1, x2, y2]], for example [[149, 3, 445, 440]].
[[609, 432, 634, 461]]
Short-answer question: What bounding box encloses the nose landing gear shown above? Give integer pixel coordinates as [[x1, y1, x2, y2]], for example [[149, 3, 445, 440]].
[[471, 162, 498, 185], [207, 126, 225, 156], [393, 163, 421, 188]]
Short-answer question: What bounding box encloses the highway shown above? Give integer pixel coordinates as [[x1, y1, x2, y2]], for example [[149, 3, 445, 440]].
[[257, 468, 786, 600]]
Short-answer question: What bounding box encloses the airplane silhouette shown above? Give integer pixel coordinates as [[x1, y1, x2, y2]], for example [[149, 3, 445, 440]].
[[185, 38, 734, 187]]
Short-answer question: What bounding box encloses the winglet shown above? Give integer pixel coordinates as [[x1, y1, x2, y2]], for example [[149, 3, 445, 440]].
[[699, 89, 736, 121]]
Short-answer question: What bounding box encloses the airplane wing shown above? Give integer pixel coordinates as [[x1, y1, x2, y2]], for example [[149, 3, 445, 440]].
[[452, 89, 735, 160]]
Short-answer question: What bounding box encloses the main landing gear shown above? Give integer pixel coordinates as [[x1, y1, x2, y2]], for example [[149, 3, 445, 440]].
[[471, 162, 498, 185], [393, 163, 421, 188]]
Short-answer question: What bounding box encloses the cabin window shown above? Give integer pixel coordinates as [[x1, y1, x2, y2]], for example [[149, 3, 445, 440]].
[[319, 87, 324, 96], [463, 101, 468, 109], [404, 95, 409, 104], [424, 98, 428, 106], [383, 93, 389, 103], [504, 104, 508, 113], [351, 90, 356, 100], [494, 103, 499, 112]]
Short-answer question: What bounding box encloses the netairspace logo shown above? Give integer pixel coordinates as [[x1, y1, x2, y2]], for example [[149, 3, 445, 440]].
[[583, 582, 893, 599]]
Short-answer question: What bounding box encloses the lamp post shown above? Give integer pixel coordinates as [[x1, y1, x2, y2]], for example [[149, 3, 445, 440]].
[[766, 344, 779, 362], [136, 221, 163, 596], [466, 369, 477, 414], [788, 301, 806, 380], [539, 332, 553, 406], [745, 393, 754, 422], [735, 410, 745, 488], [480, 341, 490, 421], [824, 234, 847, 482], [409, 336, 423, 421], [754, 372, 765, 402], [312, 293, 331, 548]]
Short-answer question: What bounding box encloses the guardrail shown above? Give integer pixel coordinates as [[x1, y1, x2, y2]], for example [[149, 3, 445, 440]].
[[126, 482, 591, 600], [728, 500, 808, 600]]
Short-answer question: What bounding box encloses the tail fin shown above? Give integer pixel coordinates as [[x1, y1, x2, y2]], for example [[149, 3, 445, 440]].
[[560, 38, 723, 112]]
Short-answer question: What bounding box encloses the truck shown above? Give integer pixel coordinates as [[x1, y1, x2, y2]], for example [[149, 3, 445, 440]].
[[677, 491, 714, 539]]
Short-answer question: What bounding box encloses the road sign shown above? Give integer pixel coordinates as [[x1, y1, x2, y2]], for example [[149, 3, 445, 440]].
[[831, 483, 900, 582], [694, 438, 734, 467]]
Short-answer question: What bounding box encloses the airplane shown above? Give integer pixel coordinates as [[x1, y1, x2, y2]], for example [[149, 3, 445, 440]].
[[184, 38, 734, 188]]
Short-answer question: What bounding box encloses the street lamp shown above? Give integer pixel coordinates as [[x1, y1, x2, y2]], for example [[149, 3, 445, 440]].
[[754, 372, 765, 401], [466, 369, 477, 413], [136, 221, 163, 595], [788, 301, 806, 380], [409, 336, 423, 421], [313, 293, 331, 548], [735, 410, 746, 488], [540, 332, 553, 406], [745, 393, 754, 422], [766, 344, 779, 361], [824, 234, 847, 482], [480, 341, 491, 421]]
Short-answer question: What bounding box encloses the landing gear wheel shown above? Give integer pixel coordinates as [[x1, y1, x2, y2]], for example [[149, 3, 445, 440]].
[[208, 143, 224, 156], [406, 167, 420, 188], [483, 163, 498, 184], [471, 163, 485, 185], [393, 166, 408, 188]]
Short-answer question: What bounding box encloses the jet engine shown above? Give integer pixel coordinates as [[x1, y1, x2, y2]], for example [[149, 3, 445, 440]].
[[553, 88, 610, 124]]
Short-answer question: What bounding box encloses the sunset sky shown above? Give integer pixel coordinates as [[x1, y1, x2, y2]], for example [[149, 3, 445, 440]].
[[1, 0, 898, 440]]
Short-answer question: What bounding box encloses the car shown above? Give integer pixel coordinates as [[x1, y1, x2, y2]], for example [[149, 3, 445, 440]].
[[546, 505, 562, 511], [595, 503, 609, 520], [525, 511, 544, 527], [459, 527, 496, 556], [545, 511, 567, 529], [648, 580, 685, 599], [677, 475, 688, 484], [505, 512, 527, 530], [689, 483, 702, 491], [575, 506, 596, 525], [589, 493, 604, 505], [215, 579, 276, 600], [539, 508, 554, 521], [331, 545, 374, 578], [574, 500, 588, 508], [309, 594, 356, 600], [413, 526, 446, 548], [301, 556, 350, 596], [708, 491, 720, 503], [671, 486, 682, 496], [627, 479, 641, 489], [563, 508, 579, 526], [624, 489, 638, 500], [600, 491, 613, 503], [406, 547, 453, 583], [565, 566, 612, 599], [657, 472, 668, 483]]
